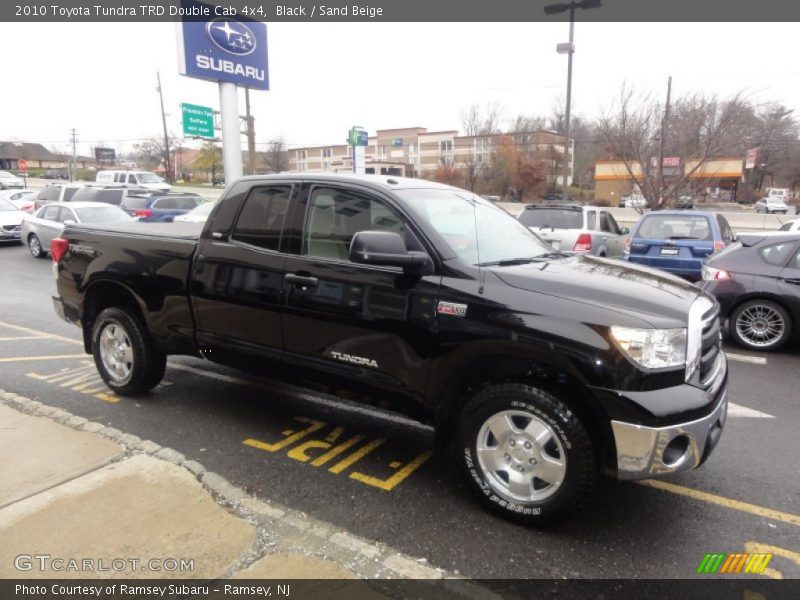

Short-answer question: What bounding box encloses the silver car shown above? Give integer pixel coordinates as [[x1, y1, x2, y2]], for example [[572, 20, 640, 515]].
[[0, 198, 26, 244], [755, 196, 789, 214], [21, 201, 133, 258], [517, 204, 629, 257]]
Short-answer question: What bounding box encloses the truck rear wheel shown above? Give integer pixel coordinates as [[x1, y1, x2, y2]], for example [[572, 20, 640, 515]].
[[456, 383, 597, 525], [92, 307, 166, 396]]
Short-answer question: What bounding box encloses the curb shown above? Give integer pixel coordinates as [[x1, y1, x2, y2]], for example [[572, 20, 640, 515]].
[[0, 388, 461, 583]]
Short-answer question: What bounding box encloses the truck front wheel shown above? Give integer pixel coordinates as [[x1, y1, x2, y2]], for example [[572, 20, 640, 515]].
[[456, 383, 597, 525], [92, 307, 166, 396]]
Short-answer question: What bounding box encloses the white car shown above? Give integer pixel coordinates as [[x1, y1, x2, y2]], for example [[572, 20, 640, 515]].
[[779, 218, 800, 232], [0, 197, 26, 244], [619, 194, 647, 209], [173, 201, 215, 223], [21, 201, 133, 258], [755, 196, 789, 214], [0, 189, 38, 213], [0, 170, 25, 190]]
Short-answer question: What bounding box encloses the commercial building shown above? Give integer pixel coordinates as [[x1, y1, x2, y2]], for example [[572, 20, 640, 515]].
[[0, 141, 94, 171], [287, 127, 573, 184], [594, 158, 744, 203]]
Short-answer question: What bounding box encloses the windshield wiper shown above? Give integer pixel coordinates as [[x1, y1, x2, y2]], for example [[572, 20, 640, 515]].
[[476, 255, 562, 267]]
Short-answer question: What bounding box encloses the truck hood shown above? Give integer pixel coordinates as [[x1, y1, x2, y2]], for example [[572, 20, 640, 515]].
[[490, 254, 702, 327]]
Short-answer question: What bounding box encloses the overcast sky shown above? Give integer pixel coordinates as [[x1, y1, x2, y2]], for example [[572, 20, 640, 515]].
[[2, 21, 799, 154]]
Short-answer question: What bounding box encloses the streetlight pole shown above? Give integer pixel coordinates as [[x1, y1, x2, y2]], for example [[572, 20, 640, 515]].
[[545, 0, 601, 199]]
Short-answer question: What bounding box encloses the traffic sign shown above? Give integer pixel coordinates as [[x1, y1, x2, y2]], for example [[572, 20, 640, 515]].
[[18, 159, 27, 171], [181, 103, 215, 139]]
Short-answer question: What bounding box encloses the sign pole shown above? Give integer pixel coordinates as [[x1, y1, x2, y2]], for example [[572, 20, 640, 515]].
[[219, 82, 243, 182]]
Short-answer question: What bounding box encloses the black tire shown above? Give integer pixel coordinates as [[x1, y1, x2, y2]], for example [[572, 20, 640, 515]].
[[729, 299, 792, 352], [456, 383, 597, 525], [91, 307, 166, 395], [28, 234, 45, 258]]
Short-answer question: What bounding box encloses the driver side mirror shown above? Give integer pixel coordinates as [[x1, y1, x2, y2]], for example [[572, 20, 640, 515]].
[[349, 231, 432, 274], [62, 220, 76, 226], [620, 227, 630, 235]]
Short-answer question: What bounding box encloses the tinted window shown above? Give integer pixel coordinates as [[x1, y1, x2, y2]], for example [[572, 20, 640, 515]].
[[518, 208, 583, 229], [127, 174, 138, 184], [759, 242, 796, 267], [63, 187, 80, 202], [71, 188, 97, 202], [636, 215, 712, 240], [41, 205, 60, 220], [154, 197, 200, 210], [231, 186, 292, 251], [586, 211, 596, 230], [794, 248, 800, 270], [605, 212, 622, 235], [96, 189, 125, 205], [42, 186, 62, 202], [599, 211, 611, 232], [717, 215, 734, 243], [121, 197, 148, 210]]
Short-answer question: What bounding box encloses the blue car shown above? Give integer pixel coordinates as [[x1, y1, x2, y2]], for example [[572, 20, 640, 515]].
[[120, 193, 203, 222], [624, 210, 735, 280]]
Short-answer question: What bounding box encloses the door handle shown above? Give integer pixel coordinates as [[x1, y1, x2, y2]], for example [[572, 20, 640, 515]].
[[780, 277, 800, 285], [194, 255, 205, 274], [285, 273, 319, 288]]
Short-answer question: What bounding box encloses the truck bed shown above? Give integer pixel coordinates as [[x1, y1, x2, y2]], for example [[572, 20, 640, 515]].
[[69, 220, 204, 240]]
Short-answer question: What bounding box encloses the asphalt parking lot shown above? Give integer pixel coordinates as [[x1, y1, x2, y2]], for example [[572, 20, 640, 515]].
[[1, 241, 798, 580]]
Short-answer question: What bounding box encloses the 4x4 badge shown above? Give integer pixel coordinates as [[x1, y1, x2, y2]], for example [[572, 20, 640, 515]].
[[437, 301, 468, 317]]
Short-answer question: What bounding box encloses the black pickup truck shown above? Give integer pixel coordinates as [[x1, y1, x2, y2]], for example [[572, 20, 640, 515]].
[[51, 174, 728, 524]]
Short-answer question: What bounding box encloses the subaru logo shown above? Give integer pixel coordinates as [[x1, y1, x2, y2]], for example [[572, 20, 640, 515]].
[[205, 19, 256, 56]]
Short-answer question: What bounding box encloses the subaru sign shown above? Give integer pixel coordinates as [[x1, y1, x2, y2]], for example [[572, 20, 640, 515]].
[[176, 1, 269, 90]]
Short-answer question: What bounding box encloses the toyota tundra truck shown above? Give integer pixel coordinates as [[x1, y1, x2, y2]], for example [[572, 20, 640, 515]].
[[50, 174, 728, 524]]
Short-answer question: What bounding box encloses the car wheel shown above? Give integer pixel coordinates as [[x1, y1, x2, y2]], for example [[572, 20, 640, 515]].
[[730, 299, 792, 351], [28, 234, 45, 258], [456, 383, 597, 525], [92, 307, 167, 395]]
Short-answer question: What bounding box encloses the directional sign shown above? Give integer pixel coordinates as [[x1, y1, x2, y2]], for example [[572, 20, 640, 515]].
[[181, 103, 215, 138]]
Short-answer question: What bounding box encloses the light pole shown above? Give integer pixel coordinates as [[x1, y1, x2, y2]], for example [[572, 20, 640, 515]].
[[544, 0, 601, 199]]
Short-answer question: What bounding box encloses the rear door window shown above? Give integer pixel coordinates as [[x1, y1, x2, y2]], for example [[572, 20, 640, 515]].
[[42, 186, 62, 202], [605, 212, 622, 235], [122, 197, 148, 210], [63, 187, 80, 202], [586, 211, 596, 230], [231, 186, 293, 251], [96, 189, 125, 205], [717, 215, 734, 243], [518, 209, 583, 229]]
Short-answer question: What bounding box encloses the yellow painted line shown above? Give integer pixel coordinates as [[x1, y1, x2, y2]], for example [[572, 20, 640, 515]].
[[328, 438, 385, 474], [0, 336, 52, 341], [350, 451, 433, 491], [0, 354, 87, 363], [0, 320, 82, 346], [638, 480, 800, 527]]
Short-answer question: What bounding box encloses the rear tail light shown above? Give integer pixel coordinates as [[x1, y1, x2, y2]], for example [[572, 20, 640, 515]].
[[624, 237, 632, 251], [22, 204, 33, 212], [573, 233, 592, 253], [134, 209, 153, 218], [713, 241, 726, 252], [702, 266, 731, 281], [51, 238, 68, 263]]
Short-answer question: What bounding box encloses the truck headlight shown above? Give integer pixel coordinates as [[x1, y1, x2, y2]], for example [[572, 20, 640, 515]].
[[610, 326, 687, 370]]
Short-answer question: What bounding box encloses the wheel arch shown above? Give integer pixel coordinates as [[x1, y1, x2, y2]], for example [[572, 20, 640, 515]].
[[433, 353, 616, 469], [81, 280, 148, 354]]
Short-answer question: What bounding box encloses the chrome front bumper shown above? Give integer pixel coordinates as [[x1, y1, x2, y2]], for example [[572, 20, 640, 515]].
[[611, 353, 728, 481]]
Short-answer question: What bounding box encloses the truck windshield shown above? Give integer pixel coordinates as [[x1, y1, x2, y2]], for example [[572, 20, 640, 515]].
[[399, 188, 553, 266], [136, 173, 164, 183]]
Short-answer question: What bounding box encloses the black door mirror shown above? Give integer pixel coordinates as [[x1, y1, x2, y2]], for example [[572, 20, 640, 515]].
[[349, 231, 431, 273]]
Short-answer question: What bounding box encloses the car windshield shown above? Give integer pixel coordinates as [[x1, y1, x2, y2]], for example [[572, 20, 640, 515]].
[[0, 198, 16, 211], [136, 173, 163, 183], [399, 188, 554, 266], [75, 206, 133, 223], [518, 208, 583, 229], [636, 214, 712, 241]]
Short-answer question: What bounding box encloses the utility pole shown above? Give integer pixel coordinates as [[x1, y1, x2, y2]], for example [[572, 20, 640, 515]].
[[245, 88, 256, 174], [69, 128, 78, 183], [156, 72, 173, 183], [657, 75, 672, 208]]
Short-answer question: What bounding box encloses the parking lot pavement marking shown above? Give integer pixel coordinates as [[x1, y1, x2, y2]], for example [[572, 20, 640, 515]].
[[744, 542, 800, 580], [0, 336, 52, 341], [638, 480, 800, 528], [349, 450, 433, 491], [26, 362, 120, 403], [726, 353, 768, 365], [0, 354, 86, 363], [728, 403, 775, 418], [0, 320, 82, 346]]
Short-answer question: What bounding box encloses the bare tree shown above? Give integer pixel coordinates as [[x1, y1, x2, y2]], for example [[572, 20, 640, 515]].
[[133, 136, 177, 171], [460, 102, 505, 136], [264, 137, 289, 173], [598, 84, 749, 210]]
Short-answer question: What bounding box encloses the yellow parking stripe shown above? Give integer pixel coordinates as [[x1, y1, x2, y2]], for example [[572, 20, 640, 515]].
[[0, 354, 86, 363], [639, 480, 800, 527], [0, 336, 52, 341], [0, 320, 82, 346]]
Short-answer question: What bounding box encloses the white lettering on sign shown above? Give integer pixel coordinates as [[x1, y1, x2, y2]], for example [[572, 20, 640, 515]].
[[195, 55, 266, 82]]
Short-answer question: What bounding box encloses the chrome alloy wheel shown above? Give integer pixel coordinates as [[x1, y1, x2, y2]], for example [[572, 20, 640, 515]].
[[476, 409, 567, 502], [735, 304, 785, 347], [98, 322, 134, 383], [28, 236, 41, 257]]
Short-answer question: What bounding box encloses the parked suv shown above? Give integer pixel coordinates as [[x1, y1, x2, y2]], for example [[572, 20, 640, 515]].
[[120, 193, 203, 222], [69, 186, 148, 206], [625, 210, 734, 280], [34, 183, 92, 210], [518, 204, 628, 256]]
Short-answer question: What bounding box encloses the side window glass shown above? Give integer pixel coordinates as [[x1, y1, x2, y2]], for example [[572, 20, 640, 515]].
[[606, 212, 621, 234], [304, 187, 406, 261], [231, 186, 292, 251], [42, 205, 59, 220], [58, 208, 75, 223], [128, 174, 138, 184], [794, 248, 800, 270], [717, 216, 732, 243], [759, 242, 795, 267], [599, 211, 611, 232], [586, 211, 596, 230]]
